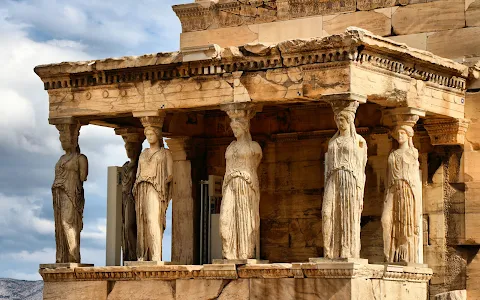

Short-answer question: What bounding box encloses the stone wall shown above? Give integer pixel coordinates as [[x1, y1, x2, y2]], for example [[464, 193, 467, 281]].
[[176, 0, 480, 76]]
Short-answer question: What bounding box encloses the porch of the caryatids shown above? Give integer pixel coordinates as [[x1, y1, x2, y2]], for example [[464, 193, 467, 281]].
[[382, 108, 425, 264], [131, 111, 173, 263], [50, 118, 89, 264], [167, 136, 195, 265], [218, 102, 263, 262], [114, 127, 145, 263], [322, 98, 368, 260]]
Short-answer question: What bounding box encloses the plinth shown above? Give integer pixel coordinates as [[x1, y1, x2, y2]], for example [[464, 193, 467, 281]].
[[124, 261, 167, 266], [40, 261, 432, 300], [212, 259, 269, 265]]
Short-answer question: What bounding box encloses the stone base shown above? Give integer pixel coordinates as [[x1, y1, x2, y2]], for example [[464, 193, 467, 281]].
[[39, 263, 94, 269], [386, 262, 429, 268], [308, 257, 369, 264], [124, 261, 167, 266], [40, 262, 433, 300], [212, 259, 269, 265]]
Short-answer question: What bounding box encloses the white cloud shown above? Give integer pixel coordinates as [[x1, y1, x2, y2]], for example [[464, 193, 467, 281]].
[[0, 193, 54, 237], [2, 248, 55, 264], [0, 0, 183, 280], [82, 218, 107, 245]]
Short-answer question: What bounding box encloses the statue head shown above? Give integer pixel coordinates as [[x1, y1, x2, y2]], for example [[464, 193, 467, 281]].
[[335, 111, 354, 134], [330, 100, 359, 138], [230, 117, 250, 139], [144, 126, 162, 146], [392, 125, 414, 148], [56, 124, 80, 153], [125, 141, 142, 160]]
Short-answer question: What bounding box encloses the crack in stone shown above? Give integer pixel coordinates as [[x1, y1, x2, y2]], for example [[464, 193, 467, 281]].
[[211, 279, 232, 300]]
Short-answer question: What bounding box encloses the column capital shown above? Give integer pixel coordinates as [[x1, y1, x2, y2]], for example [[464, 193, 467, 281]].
[[114, 127, 145, 143], [220, 102, 262, 120], [382, 107, 425, 128], [424, 117, 470, 146], [167, 136, 192, 161], [132, 110, 167, 118], [321, 92, 367, 104], [49, 117, 88, 126]]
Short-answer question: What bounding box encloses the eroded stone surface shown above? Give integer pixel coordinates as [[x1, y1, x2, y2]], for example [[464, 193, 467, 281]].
[[433, 290, 467, 300], [220, 103, 262, 260], [43, 281, 107, 300], [108, 281, 175, 300]]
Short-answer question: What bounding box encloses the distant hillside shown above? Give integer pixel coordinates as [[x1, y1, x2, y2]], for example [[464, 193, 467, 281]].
[[0, 279, 43, 300]]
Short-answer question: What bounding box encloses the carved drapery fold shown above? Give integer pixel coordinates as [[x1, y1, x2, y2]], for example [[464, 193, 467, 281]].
[[219, 103, 263, 260], [382, 108, 425, 264]]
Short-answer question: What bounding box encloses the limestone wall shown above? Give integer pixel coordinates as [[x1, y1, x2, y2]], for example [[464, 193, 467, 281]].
[[176, 0, 480, 76]]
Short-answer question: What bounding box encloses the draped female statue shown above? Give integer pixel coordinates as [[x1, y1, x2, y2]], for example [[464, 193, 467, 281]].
[[118, 130, 143, 262], [52, 123, 88, 263], [134, 118, 173, 262], [322, 101, 367, 259], [220, 105, 262, 260], [382, 125, 421, 263]]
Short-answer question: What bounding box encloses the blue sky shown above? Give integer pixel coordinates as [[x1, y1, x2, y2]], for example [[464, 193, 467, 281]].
[[0, 0, 190, 280]]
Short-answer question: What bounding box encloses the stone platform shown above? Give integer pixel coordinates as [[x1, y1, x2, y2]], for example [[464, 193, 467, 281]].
[[39, 262, 432, 300]]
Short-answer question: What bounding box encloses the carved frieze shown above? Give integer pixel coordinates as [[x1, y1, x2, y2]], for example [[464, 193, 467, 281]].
[[39, 263, 433, 282], [173, 0, 277, 33], [424, 118, 470, 146]]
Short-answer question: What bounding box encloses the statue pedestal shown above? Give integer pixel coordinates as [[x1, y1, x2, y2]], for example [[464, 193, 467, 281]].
[[40, 262, 432, 300], [212, 259, 269, 265], [124, 261, 168, 266], [308, 257, 369, 264], [39, 263, 94, 269]]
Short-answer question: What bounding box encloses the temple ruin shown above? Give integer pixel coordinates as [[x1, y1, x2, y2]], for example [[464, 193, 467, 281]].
[[33, 0, 480, 299]]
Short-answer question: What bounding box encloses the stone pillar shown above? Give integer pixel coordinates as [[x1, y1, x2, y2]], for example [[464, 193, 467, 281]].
[[218, 102, 263, 262], [382, 107, 425, 264], [423, 116, 470, 296], [167, 136, 195, 265], [114, 127, 145, 263], [322, 98, 367, 260], [49, 117, 90, 265], [130, 110, 173, 263]]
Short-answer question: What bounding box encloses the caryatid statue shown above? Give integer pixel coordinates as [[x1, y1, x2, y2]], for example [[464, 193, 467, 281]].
[[382, 117, 422, 263], [52, 123, 88, 263], [133, 115, 173, 262], [115, 128, 144, 262], [220, 103, 262, 260], [323, 100, 367, 259]]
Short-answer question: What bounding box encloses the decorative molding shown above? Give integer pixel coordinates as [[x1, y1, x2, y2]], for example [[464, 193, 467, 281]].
[[424, 118, 470, 146], [37, 29, 467, 97], [172, 0, 358, 33], [39, 263, 432, 283]]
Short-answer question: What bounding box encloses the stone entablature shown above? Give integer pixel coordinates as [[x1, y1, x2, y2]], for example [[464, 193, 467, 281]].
[[173, 0, 413, 33], [39, 263, 432, 282], [34, 28, 468, 122]]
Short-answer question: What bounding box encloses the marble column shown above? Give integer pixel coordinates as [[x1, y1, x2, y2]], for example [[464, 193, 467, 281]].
[[167, 136, 195, 265], [114, 127, 145, 263], [50, 118, 88, 264], [219, 102, 263, 260], [322, 99, 367, 259], [382, 107, 425, 264]]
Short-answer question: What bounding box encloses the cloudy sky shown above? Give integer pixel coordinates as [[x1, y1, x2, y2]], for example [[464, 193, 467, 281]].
[[0, 0, 190, 281]]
